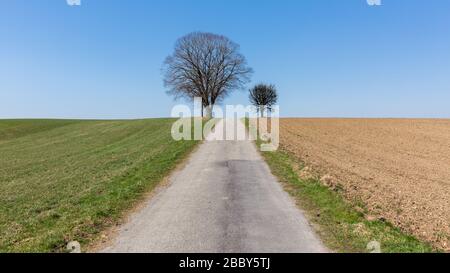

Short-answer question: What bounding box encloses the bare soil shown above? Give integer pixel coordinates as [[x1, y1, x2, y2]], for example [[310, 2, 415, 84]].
[[280, 118, 450, 251]]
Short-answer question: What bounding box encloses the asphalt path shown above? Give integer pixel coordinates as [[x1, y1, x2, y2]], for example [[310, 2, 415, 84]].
[[101, 119, 327, 253]]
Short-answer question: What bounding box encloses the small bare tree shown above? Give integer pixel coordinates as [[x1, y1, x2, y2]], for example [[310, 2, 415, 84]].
[[163, 32, 253, 117], [249, 84, 278, 117]]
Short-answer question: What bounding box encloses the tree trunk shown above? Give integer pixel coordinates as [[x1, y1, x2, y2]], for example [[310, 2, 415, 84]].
[[204, 105, 213, 118], [259, 106, 265, 118]]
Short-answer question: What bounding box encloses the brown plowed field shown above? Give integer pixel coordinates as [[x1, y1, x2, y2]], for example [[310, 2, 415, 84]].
[[280, 118, 450, 251]]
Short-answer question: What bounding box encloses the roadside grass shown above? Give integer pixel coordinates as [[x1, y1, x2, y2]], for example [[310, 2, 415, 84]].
[[244, 118, 435, 253], [0, 118, 199, 252]]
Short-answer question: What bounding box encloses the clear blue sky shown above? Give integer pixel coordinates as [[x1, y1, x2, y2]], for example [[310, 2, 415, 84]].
[[1, 0, 449, 119]]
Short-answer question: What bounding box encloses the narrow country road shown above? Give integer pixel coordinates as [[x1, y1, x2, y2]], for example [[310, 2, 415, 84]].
[[101, 119, 327, 253]]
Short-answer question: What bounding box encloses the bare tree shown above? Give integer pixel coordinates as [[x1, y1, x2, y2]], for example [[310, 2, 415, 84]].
[[249, 84, 278, 117], [163, 32, 253, 117]]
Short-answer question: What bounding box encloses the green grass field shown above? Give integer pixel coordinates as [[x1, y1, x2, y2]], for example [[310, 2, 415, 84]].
[[0, 119, 199, 252]]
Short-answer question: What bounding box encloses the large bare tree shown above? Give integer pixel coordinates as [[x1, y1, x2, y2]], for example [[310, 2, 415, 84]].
[[163, 32, 253, 117]]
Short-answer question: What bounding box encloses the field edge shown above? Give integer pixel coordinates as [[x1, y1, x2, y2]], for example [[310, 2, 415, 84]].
[[83, 121, 204, 253], [244, 118, 436, 253]]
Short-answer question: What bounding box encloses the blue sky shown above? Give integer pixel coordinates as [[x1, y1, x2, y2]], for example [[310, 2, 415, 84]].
[[1, 0, 449, 119]]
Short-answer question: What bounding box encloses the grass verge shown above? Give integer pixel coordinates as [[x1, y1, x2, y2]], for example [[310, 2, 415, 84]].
[[0, 118, 200, 252], [244, 118, 435, 253]]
